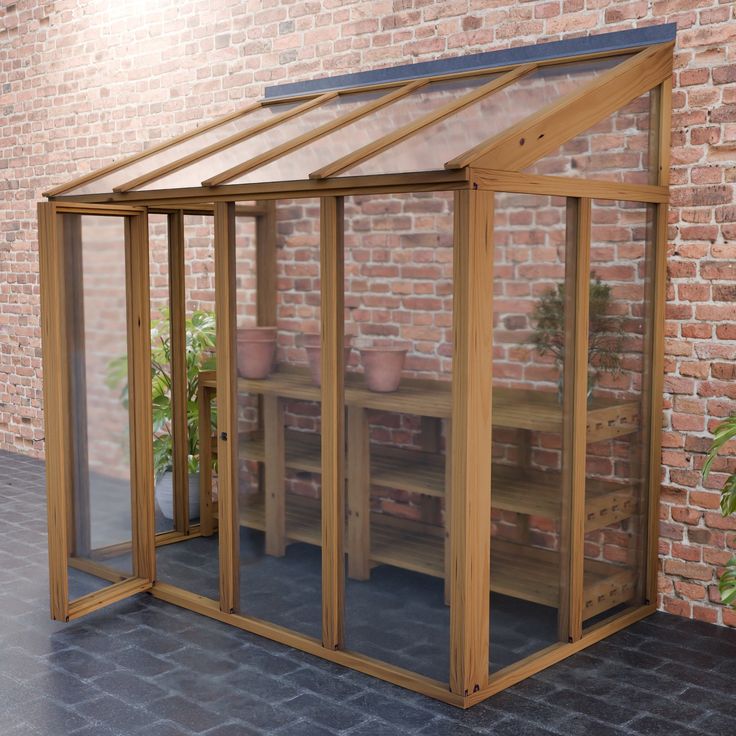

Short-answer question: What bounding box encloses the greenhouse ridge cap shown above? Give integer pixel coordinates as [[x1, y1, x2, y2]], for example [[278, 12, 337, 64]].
[[264, 24, 676, 100]]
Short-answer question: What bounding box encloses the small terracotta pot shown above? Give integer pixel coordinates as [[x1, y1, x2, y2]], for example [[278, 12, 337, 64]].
[[236, 326, 277, 379], [359, 345, 407, 393], [300, 333, 352, 387]]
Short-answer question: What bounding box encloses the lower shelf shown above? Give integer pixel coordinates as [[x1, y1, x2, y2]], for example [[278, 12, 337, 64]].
[[233, 431, 635, 530], [230, 494, 635, 621]]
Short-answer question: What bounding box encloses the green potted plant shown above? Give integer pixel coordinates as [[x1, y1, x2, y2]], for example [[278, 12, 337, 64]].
[[704, 416, 736, 605], [529, 274, 625, 401], [107, 308, 216, 520]]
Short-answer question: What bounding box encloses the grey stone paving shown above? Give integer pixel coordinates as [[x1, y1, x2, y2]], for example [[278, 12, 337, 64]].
[[2, 449, 736, 735]]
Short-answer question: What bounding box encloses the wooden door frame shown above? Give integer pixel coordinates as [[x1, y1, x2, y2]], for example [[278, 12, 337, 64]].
[[39, 201, 155, 621]]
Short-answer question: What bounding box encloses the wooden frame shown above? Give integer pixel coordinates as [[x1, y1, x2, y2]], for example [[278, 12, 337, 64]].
[[39, 201, 155, 621], [39, 33, 674, 707]]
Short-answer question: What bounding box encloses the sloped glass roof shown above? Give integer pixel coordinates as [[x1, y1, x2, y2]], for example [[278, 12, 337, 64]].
[[45, 24, 676, 200]]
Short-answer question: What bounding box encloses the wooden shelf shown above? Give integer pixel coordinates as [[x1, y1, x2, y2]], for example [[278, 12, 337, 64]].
[[201, 368, 639, 441], [236, 431, 634, 531], [230, 495, 635, 620]]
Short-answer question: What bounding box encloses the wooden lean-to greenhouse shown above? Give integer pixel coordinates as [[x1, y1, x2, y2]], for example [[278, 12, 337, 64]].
[[38, 25, 674, 706]]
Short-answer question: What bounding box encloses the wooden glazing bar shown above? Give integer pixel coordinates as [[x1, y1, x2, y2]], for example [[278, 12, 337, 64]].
[[255, 200, 278, 326], [449, 189, 493, 696], [204, 80, 428, 186], [470, 169, 668, 204], [125, 212, 156, 583], [559, 198, 591, 643], [167, 211, 190, 534], [43, 103, 264, 197], [38, 203, 71, 621], [310, 64, 536, 180], [214, 201, 240, 612], [453, 43, 674, 172], [115, 93, 337, 193], [320, 195, 345, 650]]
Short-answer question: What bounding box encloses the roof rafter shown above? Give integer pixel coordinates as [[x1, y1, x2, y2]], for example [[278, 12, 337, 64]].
[[114, 91, 336, 193], [42, 101, 263, 197], [447, 42, 674, 172], [203, 79, 429, 187], [308, 63, 537, 180]]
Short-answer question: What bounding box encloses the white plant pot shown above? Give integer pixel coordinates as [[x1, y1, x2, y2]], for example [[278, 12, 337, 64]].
[[155, 470, 201, 521]]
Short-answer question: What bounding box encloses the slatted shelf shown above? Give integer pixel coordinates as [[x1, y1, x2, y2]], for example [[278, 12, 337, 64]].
[[230, 495, 635, 620], [234, 430, 635, 530], [201, 368, 640, 442]]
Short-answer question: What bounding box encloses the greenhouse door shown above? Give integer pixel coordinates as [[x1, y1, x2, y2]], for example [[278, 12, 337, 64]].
[[39, 202, 155, 621]]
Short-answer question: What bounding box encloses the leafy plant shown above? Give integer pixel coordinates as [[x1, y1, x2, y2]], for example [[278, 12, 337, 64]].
[[530, 274, 625, 386], [703, 414, 736, 605], [107, 308, 216, 480]]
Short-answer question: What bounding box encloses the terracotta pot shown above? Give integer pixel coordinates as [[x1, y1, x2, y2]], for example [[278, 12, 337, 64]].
[[236, 326, 277, 379], [359, 345, 407, 393], [300, 333, 352, 387]]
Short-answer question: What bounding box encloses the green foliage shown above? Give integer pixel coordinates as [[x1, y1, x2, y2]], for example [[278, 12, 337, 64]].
[[107, 307, 216, 479], [703, 413, 736, 605], [719, 558, 736, 607], [530, 274, 624, 378]]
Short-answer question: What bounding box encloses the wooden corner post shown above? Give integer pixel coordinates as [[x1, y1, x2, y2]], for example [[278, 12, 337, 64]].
[[559, 198, 591, 643], [320, 195, 345, 650], [39, 202, 71, 621], [450, 185, 493, 696], [214, 201, 240, 613]]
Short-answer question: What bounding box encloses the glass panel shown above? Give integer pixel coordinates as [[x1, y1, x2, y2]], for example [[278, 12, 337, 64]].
[[342, 56, 628, 177], [148, 213, 174, 535], [231, 74, 500, 184], [155, 215, 219, 600], [524, 92, 652, 184], [66, 214, 133, 601], [235, 199, 322, 639], [583, 200, 653, 627], [140, 92, 385, 191], [67, 103, 299, 195], [490, 193, 569, 671], [343, 192, 453, 682]]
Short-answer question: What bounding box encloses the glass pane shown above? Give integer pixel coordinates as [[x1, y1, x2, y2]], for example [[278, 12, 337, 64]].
[[155, 215, 219, 600], [231, 74, 500, 184], [148, 214, 174, 535], [140, 92, 385, 191], [524, 92, 652, 184], [343, 192, 453, 682], [235, 199, 322, 639], [490, 193, 569, 671], [583, 200, 653, 627], [67, 103, 298, 195], [342, 57, 628, 177], [65, 215, 133, 601]]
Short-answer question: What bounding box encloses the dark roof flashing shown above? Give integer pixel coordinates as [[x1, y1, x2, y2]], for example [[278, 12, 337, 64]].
[[264, 24, 676, 100]]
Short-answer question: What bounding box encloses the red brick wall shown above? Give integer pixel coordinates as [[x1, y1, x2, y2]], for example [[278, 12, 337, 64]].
[[2, 0, 735, 625]]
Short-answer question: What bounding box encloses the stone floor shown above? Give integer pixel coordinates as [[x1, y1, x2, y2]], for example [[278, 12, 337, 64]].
[[2, 449, 736, 735]]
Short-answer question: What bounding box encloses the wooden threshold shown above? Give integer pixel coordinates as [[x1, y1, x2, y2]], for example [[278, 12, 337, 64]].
[[67, 577, 153, 621]]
